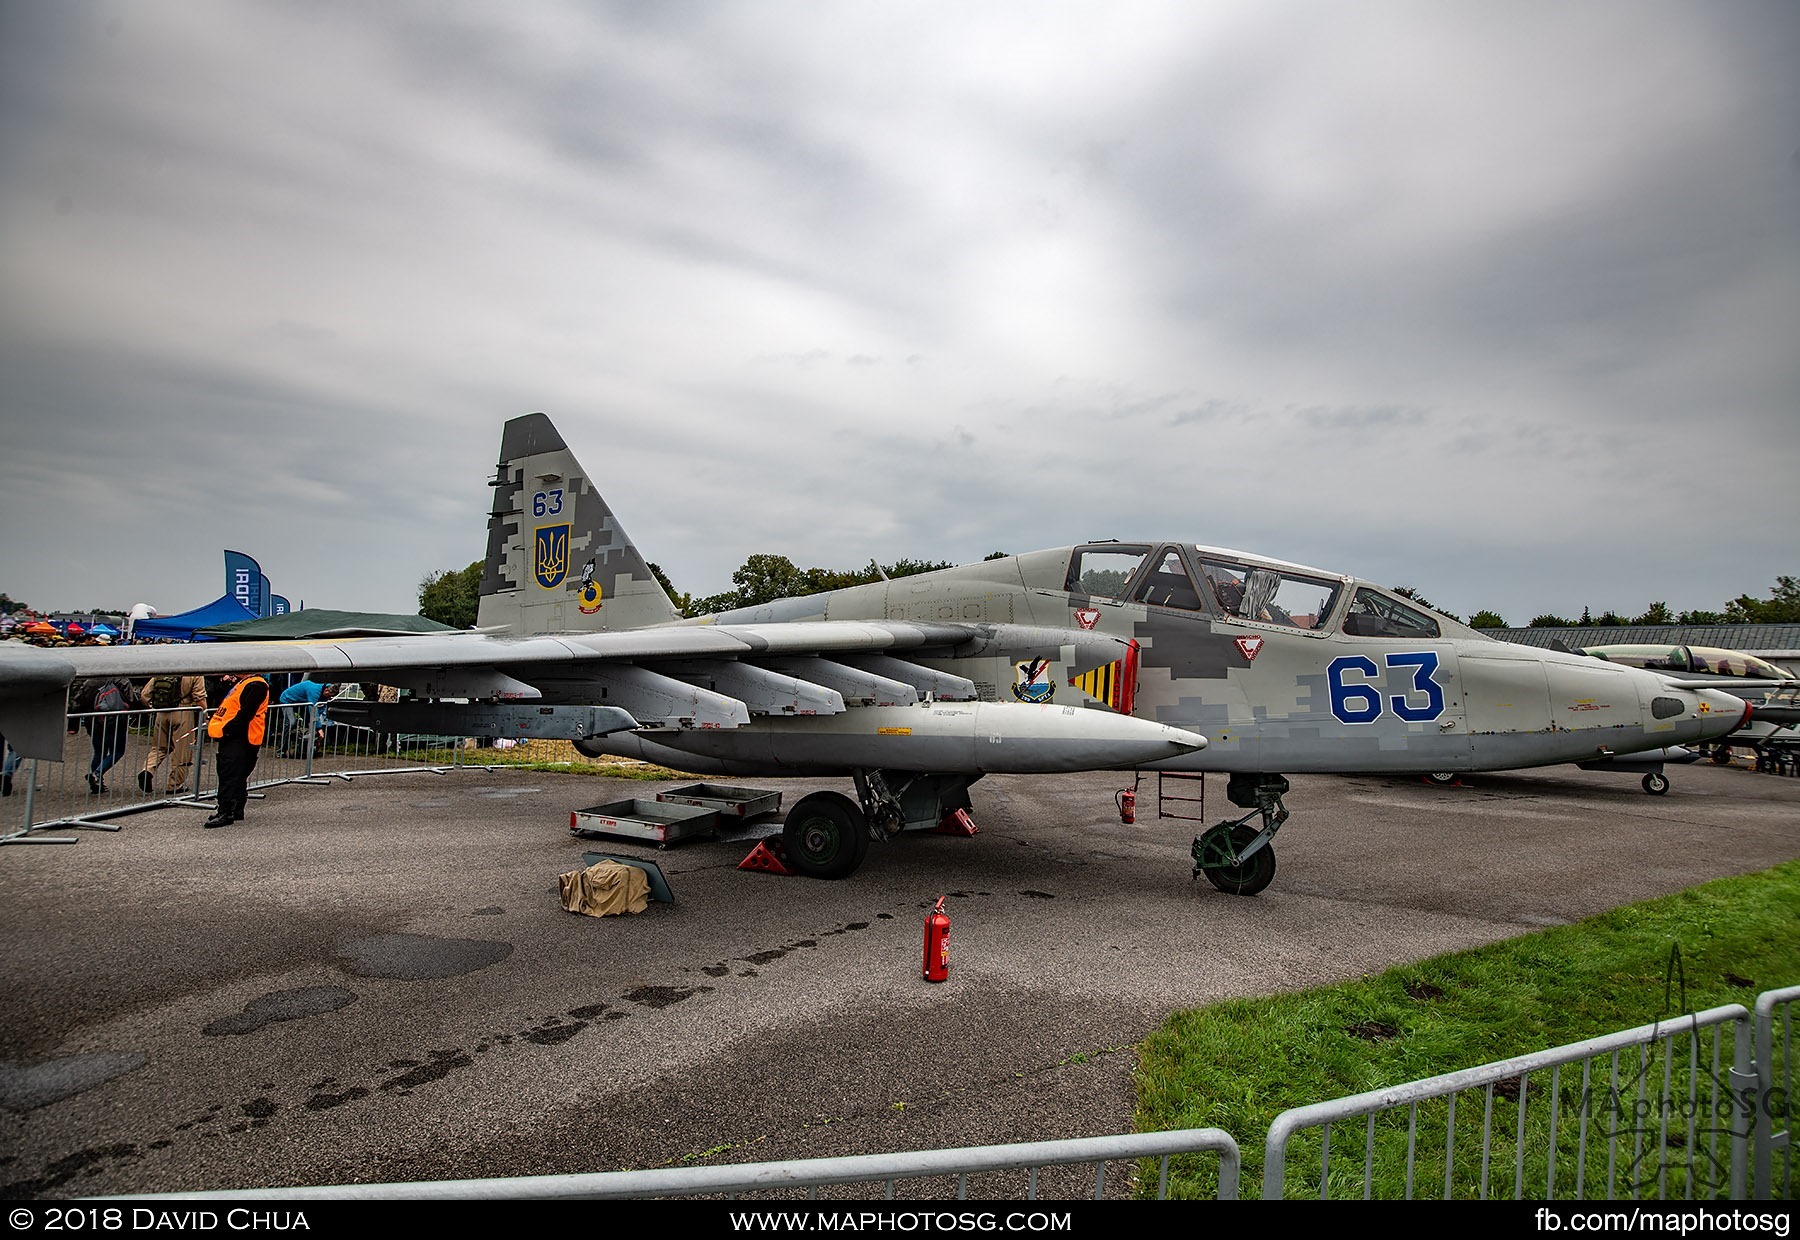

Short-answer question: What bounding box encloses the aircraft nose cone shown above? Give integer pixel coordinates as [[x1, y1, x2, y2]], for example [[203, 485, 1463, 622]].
[[1696, 688, 1752, 740]]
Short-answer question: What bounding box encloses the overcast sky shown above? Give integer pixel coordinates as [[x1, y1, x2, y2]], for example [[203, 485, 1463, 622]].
[[2, 1, 1795, 627]]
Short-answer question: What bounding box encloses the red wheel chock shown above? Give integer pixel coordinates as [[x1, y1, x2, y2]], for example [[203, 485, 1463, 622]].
[[933, 808, 978, 836], [739, 838, 795, 875]]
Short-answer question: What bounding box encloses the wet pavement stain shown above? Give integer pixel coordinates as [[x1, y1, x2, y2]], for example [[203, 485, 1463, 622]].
[[379, 1049, 475, 1094], [204, 986, 357, 1036], [0, 1053, 148, 1112], [473, 906, 504, 916], [524, 1021, 586, 1045], [622, 984, 714, 1009], [337, 933, 513, 980], [0, 1142, 140, 1198], [1021, 890, 1055, 900], [305, 1086, 369, 1111], [11, 899, 947, 1187]]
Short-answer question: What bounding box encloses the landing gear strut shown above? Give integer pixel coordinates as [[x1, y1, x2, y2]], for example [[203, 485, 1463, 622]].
[[780, 770, 979, 880], [1192, 773, 1289, 897]]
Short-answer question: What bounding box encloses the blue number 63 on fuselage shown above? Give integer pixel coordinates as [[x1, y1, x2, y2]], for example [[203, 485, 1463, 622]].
[[1328, 651, 1446, 724]]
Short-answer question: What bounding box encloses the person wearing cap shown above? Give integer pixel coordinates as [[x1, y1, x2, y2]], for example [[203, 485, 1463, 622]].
[[204, 672, 270, 829]]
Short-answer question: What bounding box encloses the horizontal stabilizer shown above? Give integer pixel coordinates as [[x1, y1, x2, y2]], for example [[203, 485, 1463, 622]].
[[0, 645, 77, 759]]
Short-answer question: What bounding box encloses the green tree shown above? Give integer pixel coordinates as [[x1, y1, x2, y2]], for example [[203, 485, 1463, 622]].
[[1724, 575, 1800, 624], [645, 562, 695, 616], [1676, 608, 1724, 625], [1633, 602, 1674, 625], [1391, 586, 1462, 624], [884, 558, 955, 579], [419, 560, 482, 629], [678, 552, 960, 617], [1468, 610, 1507, 629], [1528, 614, 1573, 628]]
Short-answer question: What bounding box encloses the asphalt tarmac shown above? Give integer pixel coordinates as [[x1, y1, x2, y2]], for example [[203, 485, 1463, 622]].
[[1, 759, 1796, 1199]]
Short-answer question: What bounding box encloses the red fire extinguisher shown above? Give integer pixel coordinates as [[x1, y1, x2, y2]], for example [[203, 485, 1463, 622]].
[[923, 896, 950, 983], [1116, 786, 1136, 824]]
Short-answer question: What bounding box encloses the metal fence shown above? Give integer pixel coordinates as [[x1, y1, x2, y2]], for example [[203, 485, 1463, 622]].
[[2, 701, 501, 843], [1261, 1000, 1799, 1201], [125, 1130, 1243, 1202], [1752, 985, 1796, 1200]]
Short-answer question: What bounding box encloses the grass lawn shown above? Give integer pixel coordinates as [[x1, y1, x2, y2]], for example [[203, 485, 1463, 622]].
[[1134, 860, 1800, 1199]]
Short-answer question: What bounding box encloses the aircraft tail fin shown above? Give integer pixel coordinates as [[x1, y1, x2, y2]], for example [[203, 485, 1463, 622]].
[[476, 413, 682, 634]]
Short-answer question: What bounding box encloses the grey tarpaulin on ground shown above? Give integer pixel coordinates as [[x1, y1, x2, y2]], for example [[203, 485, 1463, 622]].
[[558, 860, 650, 917]]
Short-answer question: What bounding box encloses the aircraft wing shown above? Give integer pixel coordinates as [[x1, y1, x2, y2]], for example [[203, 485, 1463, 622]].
[[0, 621, 1134, 759]]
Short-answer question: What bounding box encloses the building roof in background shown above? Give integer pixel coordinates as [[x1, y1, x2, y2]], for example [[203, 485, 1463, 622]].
[[1491, 624, 1800, 654]]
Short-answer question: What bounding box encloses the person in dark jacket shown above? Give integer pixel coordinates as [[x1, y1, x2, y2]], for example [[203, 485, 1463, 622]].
[[69, 676, 136, 794], [204, 673, 269, 828]]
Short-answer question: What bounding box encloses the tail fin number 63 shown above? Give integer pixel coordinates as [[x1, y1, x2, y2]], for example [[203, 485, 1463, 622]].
[[1328, 652, 1445, 724]]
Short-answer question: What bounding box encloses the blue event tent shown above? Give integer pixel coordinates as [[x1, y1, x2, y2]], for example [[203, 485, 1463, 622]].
[[129, 595, 258, 642]]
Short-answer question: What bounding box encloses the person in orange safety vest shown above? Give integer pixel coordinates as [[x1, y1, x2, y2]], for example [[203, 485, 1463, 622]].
[[204, 673, 269, 829]]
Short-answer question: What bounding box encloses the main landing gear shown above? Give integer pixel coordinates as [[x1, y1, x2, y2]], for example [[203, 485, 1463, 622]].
[[1191, 773, 1289, 897], [780, 770, 979, 880]]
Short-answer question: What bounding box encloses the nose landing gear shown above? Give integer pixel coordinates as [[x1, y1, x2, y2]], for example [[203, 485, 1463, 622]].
[[1191, 773, 1289, 897]]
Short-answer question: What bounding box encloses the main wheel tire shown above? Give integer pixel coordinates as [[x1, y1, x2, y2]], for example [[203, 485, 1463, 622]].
[[1200, 824, 1277, 897], [1710, 746, 1734, 765], [1424, 772, 1458, 786], [1642, 772, 1670, 795], [782, 791, 870, 879]]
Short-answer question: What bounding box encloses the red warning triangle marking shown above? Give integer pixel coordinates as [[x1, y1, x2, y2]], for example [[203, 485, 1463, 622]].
[[1235, 637, 1264, 662]]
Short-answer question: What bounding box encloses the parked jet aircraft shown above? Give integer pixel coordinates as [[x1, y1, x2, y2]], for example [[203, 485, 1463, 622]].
[[1580, 644, 1798, 769], [0, 414, 1754, 893]]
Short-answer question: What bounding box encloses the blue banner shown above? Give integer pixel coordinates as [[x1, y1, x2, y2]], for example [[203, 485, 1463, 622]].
[[223, 550, 265, 618]]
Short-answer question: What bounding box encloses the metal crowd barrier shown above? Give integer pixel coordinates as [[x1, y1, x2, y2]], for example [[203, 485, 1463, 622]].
[[1752, 985, 1796, 1200], [1262, 1004, 1760, 1200], [124, 1129, 1244, 1202], [2, 701, 502, 843]]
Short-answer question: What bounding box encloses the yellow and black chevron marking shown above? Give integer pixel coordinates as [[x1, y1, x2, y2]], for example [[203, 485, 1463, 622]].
[[1073, 661, 1126, 710], [1070, 640, 1140, 714]]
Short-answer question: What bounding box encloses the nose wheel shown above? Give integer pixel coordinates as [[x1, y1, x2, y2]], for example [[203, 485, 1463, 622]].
[[1642, 772, 1669, 795], [1191, 773, 1288, 897]]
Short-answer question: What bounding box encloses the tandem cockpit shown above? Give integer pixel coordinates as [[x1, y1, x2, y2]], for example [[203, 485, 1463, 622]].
[[1059, 542, 1450, 639]]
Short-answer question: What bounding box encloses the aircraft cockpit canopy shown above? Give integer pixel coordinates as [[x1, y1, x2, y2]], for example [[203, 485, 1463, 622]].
[[1062, 544, 1345, 631], [1195, 557, 1341, 631], [1584, 645, 1795, 681], [1340, 587, 1442, 639]]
